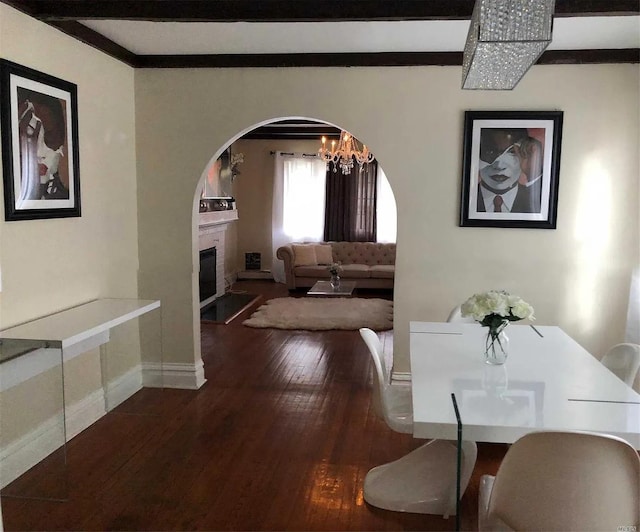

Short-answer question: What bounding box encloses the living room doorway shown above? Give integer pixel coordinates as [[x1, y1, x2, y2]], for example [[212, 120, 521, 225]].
[[191, 117, 398, 355]]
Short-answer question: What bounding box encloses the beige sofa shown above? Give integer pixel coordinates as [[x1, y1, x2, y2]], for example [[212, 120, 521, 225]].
[[276, 241, 395, 290]]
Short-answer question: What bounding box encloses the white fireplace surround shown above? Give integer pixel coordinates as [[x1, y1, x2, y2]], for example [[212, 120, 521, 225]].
[[198, 209, 238, 307]]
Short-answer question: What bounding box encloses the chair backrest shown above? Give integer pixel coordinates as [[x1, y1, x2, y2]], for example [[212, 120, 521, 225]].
[[601, 343, 640, 387], [359, 328, 387, 420], [447, 304, 475, 324], [487, 431, 640, 531]]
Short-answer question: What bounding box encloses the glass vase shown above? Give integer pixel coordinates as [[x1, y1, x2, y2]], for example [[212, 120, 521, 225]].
[[484, 323, 509, 365], [330, 274, 341, 289]]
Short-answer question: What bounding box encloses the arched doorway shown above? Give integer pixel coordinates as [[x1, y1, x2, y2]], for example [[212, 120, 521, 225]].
[[191, 118, 397, 372]]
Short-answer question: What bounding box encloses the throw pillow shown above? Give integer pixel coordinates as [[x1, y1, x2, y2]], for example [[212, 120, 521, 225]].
[[292, 244, 318, 266], [315, 244, 334, 265]]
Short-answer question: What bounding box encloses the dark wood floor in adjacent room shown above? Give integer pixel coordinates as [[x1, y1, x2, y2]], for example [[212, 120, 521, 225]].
[[1, 280, 506, 531]]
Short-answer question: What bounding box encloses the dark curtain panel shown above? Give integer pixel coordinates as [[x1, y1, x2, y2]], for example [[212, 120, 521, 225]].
[[324, 159, 378, 242]]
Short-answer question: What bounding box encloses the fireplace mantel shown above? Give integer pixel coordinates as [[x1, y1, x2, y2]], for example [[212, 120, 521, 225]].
[[199, 209, 238, 228]]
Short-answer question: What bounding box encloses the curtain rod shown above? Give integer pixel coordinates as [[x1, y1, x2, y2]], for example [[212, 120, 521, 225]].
[[270, 151, 318, 157]]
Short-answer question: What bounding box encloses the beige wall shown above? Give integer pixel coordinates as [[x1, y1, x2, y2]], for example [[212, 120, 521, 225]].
[[135, 64, 639, 373], [0, 5, 140, 439], [0, 4, 139, 326]]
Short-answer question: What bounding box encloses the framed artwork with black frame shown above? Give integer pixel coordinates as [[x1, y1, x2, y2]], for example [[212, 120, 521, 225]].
[[460, 110, 563, 229], [0, 59, 81, 221]]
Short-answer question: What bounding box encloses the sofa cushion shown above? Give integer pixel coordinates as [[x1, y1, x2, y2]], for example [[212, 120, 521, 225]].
[[370, 265, 395, 279], [314, 244, 334, 265], [340, 264, 371, 279], [330, 242, 396, 266], [292, 244, 318, 266]]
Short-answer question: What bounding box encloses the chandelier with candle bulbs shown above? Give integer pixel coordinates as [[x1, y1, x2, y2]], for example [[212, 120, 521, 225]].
[[319, 130, 374, 174]]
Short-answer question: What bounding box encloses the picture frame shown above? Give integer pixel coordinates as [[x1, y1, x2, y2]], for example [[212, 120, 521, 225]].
[[0, 59, 81, 221], [202, 146, 233, 199], [460, 110, 563, 229]]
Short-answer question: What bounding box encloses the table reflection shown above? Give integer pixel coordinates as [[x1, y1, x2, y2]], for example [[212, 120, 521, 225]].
[[453, 367, 545, 428]]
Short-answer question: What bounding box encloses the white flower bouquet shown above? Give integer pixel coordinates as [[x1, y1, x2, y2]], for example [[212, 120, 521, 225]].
[[461, 290, 534, 329], [461, 290, 534, 364], [230, 152, 244, 177], [230, 152, 244, 166], [328, 262, 343, 277]]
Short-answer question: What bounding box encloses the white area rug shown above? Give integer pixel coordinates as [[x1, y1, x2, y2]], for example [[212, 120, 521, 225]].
[[243, 297, 393, 331]]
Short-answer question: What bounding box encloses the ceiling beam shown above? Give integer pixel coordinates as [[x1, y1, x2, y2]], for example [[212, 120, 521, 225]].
[[4, 0, 639, 22], [47, 20, 138, 66], [243, 123, 341, 140], [135, 49, 639, 69]]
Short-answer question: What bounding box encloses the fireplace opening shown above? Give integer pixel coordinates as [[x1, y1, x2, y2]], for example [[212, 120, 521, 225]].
[[199, 247, 217, 303]]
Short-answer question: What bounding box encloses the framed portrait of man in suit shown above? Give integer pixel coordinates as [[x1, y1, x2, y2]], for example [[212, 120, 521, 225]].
[[460, 111, 563, 229]]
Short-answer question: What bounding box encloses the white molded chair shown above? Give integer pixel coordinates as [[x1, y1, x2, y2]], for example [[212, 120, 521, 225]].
[[359, 327, 412, 433], [447, 304, 475, 324], [478, 431, 640, 531], [359, 328, 477, 518], [600, 343, 640, 388]]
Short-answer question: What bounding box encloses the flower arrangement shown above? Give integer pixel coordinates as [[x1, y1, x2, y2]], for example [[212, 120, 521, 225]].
[[461, 290, 535, 327], [328, 262, 343, 277], [461, 290, 535, 364], [230, 152, 244, 178]]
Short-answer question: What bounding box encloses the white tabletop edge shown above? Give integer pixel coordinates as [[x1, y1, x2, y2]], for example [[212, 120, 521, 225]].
[[0, 298, 161, 348]]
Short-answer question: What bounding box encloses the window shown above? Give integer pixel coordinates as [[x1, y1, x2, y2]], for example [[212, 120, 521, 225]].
[[376, 167, 397, 243], [282, 156, 327, 241]]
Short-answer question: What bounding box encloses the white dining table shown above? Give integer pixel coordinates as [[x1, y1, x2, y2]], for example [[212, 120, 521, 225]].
[[410, 322, 640, 449]]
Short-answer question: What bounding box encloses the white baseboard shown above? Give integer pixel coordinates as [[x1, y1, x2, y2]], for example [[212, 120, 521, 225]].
[[105, 365, 143, 410], [0, 387, 109, 489], [65, 389, 107, 440], [237, 270, 273, 280], [0, 413, 65, 489], [391, 371, 411, 384], [142, 359, 206, 390]]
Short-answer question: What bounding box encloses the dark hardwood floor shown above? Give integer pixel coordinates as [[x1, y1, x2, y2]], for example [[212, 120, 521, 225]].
[[1, 280, 506, 531]]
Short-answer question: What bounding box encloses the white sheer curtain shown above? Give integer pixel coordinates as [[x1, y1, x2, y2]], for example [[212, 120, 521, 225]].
[[376, 166, 397, 243], [271, 152, 326, 283]]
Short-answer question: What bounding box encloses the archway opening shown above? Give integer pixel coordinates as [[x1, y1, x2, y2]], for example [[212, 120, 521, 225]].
[[192, 117, 398, 365]]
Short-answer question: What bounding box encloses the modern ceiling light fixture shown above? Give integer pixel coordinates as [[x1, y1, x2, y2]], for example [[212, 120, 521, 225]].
[[462, 0, 555, 90], [319, 130, 374, 174]]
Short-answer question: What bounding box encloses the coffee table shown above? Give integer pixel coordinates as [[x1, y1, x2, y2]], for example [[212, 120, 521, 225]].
[[307, 280, 356, 297]]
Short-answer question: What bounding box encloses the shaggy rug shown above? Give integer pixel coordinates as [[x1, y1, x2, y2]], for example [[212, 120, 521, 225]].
[[243, 297, 393, 331]]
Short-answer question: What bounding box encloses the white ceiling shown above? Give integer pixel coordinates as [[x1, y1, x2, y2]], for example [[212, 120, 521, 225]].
[[81, 16, 640, 55]]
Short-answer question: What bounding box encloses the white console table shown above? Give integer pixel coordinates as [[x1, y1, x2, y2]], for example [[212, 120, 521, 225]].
[[0, 298, 161, 500], [0, 298, 160, 350]]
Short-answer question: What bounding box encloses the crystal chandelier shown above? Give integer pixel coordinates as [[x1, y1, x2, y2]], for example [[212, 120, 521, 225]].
[[319, 130, 374, 174], [462, 0, 555, 90]]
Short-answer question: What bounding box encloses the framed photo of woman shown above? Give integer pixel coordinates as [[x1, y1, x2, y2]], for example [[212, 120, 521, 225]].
[[460, 110, 563, 229], [0, 59, 81, 221]]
